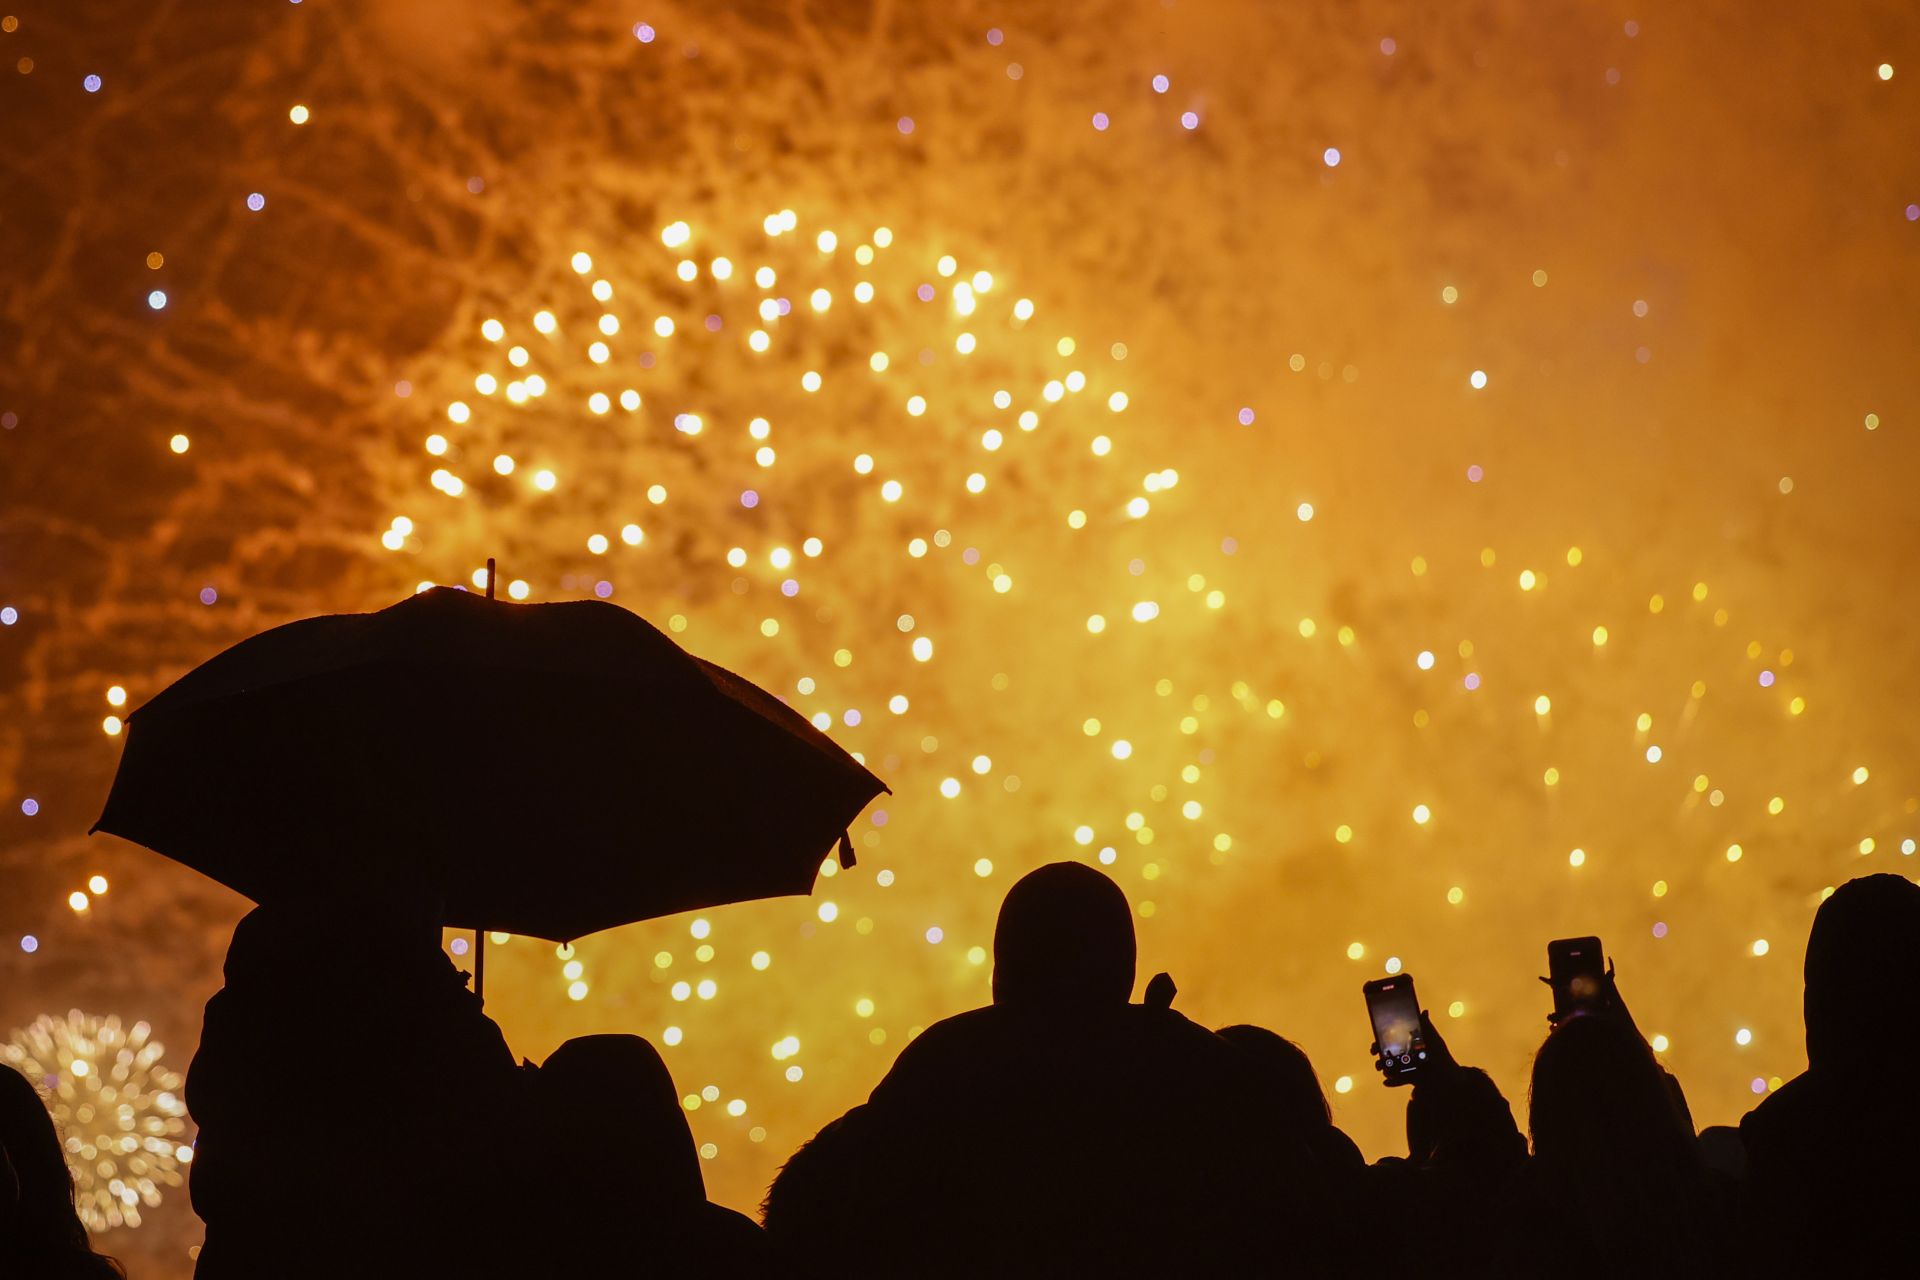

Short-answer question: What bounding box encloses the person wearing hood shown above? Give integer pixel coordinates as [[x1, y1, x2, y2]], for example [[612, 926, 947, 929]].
[[1739, 873, 1920, 1275]]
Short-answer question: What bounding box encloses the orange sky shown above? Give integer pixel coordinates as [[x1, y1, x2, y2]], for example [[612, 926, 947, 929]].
[[2, 2, 1917, 1272]]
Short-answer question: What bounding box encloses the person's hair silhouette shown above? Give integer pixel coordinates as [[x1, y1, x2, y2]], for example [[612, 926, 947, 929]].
[[1529, 1014, 1696, 1177], [1495, 1013, 1730, 1275], [0, 1065, 125, 1279], [991, 861, 1135, 1006], [540, 1035, 703, 1207], [536, 1035, 767, 1270], [1216, 1025, 1331, 1128]]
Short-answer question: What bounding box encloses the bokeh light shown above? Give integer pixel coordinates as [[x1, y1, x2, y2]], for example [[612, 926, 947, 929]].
[[1, 1012, 192, 1232]]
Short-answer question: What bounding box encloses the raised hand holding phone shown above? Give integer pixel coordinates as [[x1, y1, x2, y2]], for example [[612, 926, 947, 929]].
[[1364, 975, 1434, 1086], [1542, 936, 1608, 1023]]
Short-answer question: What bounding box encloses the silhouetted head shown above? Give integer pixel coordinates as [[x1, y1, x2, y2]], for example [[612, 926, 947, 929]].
[[1528, 1015, 1695, 1178], [1, 1065, 122, 1274], [540, 1035, 703, 1207], [222, 899, 449, 995], [1217, 1025, 1331, 1129], [1803, 874, 1920, 1072], [991, 863, 1135, 1007], [1404, 1066, 1523, 1169]]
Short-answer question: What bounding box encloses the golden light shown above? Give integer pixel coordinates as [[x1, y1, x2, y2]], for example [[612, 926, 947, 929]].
[[11, 12, 1916, 1250]]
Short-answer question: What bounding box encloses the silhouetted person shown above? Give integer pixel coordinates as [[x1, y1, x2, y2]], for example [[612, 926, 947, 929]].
[[1494, 1013, 1730, 1276], [764, 862, 1318, 1274], [1218, 1024, 1365, 1173], [1, 1064, 125, 1279], [187, 898, 523, 1278], [531, 1034, 767, 1272], [1740, 873, 1920, 1275], [1362, 1013, 1527, 1277]]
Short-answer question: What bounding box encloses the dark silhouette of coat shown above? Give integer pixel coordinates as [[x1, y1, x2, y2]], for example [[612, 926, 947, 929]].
[[1740, 874, 1920, 1275], [765, 864, 1322, 1275], [187, 903, 523, 1278]]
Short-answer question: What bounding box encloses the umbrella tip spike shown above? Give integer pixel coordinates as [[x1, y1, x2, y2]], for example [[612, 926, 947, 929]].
[[838, 829, 857, 870], [486, 557, 497, 601]]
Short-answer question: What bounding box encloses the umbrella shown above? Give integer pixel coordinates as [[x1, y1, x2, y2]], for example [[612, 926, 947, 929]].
[[93, 571, 887, 988]]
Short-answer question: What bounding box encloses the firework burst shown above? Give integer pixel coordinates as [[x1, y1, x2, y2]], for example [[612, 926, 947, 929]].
[[3, 1011, 193, 1233]]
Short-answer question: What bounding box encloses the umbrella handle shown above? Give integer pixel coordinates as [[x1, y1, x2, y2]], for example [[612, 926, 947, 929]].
[[474, 555, 494, 1002]]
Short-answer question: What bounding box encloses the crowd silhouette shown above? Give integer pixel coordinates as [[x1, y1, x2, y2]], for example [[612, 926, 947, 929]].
[[5, 867, 1915, 1276]]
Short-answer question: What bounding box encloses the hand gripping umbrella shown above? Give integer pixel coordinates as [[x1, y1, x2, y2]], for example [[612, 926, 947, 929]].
[[93, 567, 888, 994]]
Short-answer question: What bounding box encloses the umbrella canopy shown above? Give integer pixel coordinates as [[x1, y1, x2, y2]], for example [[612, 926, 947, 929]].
[[93, 586, 887, 941]]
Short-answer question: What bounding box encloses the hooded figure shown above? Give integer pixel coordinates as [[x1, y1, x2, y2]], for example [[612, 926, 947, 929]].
[[1740, 874, 1920, 1275], [765, 863, 1320, 1275], [187, 900, 522, 1278]]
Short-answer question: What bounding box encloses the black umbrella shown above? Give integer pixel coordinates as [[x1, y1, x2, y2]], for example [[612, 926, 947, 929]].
[[93, 571, 887, 989]]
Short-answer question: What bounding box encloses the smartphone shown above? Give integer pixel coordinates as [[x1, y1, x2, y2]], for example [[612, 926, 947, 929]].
[[1363, 975, 1428, 1085], [1547, 936, 1608, 1019]]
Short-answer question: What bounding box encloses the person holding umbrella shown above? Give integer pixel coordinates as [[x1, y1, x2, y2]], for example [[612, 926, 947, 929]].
[[186, 893, 526, 1278], [94, 574, 887, 1277]]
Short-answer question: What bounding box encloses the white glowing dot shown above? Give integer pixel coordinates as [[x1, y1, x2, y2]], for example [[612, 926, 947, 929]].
[[1735, 1028, 1753, 1046], [1111, 739, 1133, 760], [1469, 370, 1488, 389], [1296, 502, 1314, 522]]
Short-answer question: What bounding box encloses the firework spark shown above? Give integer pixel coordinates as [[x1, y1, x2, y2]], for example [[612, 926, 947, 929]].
[[3, 1011, 193, 1233]]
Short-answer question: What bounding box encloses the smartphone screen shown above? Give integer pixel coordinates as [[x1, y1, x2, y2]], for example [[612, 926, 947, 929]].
[[1363, 976, 1427, 1083], [1547, 936, 1607, 1018]]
